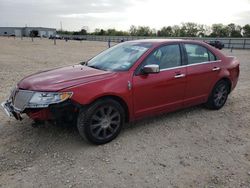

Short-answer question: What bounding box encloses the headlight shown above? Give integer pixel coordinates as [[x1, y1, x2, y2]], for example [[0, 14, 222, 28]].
[[27, 92, 73, 108]]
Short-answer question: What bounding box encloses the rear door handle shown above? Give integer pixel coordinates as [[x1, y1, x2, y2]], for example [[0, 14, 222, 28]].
[[212, 67, 220, 71], [174, 74, 185, 78]]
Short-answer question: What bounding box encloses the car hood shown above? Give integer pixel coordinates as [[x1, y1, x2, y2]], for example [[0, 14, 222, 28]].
[[18, 65, 115, 91]]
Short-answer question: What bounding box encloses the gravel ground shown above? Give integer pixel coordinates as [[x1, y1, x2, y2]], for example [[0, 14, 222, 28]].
[[0, 37, 249, 188]]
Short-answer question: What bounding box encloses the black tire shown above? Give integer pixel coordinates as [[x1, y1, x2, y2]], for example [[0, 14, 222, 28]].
[[206, 80, 230, 110], [77, 99, 125, 144]]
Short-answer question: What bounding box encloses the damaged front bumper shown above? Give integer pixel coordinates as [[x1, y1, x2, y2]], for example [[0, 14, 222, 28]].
[[1, 88, 76, 122], [1, 101, 23, 120], [1, 99, 80, 122]]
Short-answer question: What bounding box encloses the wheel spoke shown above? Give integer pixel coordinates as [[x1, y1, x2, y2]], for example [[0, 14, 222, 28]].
[[111, 119, 120, 125], [110, 112, 119, 119], [100, 107, 106, 117], [103, 128, 107, 138], [107, 107, 113, 115], [108, 126, 114, 133], [94, 127, 103, 137], [219, 98, 224, 105], [90, 123, 102, 130], [220, 96, 226, 103], [214, 97, 220, 105], [92, 115, 102, 122], [220, 85, 226, 92]]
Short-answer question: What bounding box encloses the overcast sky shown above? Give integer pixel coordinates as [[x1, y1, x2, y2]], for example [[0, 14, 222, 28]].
[[0, 0, 250, 31]]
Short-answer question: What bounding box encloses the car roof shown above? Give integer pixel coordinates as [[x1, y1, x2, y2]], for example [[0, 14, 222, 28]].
[[126, 38, 205, 45]]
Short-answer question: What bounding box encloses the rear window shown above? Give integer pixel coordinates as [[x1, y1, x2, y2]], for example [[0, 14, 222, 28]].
[[184, 44, 218, 64], [184, 44, 209, 64]]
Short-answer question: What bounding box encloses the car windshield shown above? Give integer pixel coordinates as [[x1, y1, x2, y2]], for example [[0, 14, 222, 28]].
[[87, 42, 152, 71]]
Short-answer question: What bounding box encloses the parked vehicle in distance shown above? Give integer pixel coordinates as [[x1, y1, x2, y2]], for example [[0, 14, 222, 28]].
[[208, 40, 225, 50], [72, 36, 87, 41], [1, 39, 240, 144], [49, 35, 63, 40]]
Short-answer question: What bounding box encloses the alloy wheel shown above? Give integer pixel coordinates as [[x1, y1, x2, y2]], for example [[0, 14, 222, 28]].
[[90, 106, 121, 140]]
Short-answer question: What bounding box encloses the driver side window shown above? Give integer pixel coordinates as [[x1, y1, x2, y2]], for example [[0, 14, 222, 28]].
[[144, 44, 181, 69]]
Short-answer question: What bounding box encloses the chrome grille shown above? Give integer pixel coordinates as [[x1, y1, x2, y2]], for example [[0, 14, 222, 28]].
[[12, 89, 34, 111]]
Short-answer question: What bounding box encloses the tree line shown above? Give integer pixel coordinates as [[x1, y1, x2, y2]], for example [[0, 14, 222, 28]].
[[57, 23, 250, 37]]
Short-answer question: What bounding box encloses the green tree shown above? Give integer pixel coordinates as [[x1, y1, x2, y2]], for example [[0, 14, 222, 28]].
[[129, 25, 137, 36], [57, 30, 74, 35], [179, 25, 187, 37], [107, 29, 116, 36], [158, 26, 173, 37], [72, 28, 87, 35], [228, 23, 242, 37], [242, 24, 250, 37], [93, 28, 100, 35], [172, 25, 181, 37], [210, 24, 229, 37], [136, 26, 152, 36], [197, 24, 211, 37], [182, 22, 199, 37], [93, 29, 106, 35]]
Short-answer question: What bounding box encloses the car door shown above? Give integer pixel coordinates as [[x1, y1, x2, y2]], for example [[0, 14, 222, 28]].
[[132, 44, 187, 119], [183, 43, 221, 107]]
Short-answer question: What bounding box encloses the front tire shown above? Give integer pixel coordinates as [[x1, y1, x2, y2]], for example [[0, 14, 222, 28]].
[[77, 99, 125, 144], [206, 80, 230, 110]]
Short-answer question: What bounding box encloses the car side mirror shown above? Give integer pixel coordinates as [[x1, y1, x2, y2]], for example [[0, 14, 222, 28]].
[[142, 64, 160, 74], [79, 61, 86, 65]]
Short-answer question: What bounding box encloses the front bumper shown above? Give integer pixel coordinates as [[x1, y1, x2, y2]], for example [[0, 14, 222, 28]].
[[1, 101, 23, 120], [1, 88, 76, 121], [1, 99, 79, 122]]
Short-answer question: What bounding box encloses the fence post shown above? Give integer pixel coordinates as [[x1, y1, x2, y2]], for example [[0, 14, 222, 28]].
[[108, 39, 111, 48], [243, 39, 246, 49], [228, 38, 231, 49]]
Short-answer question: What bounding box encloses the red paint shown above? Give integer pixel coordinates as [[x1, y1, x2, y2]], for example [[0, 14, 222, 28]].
[[26, 108, 52, 121], [17, 39, 240, 121]]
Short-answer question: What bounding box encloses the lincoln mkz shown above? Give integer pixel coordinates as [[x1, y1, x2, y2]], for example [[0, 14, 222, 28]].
[[1, 39, 240, 144]]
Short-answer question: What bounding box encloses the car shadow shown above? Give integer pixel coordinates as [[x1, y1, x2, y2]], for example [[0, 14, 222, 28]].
[[0, 104, 215, 174], [123, 104, 205, 131], [1, 104, 207, 149]]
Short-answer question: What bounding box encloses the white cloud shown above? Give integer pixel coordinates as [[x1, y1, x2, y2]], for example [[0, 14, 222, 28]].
[[0, 0, 250, 31], [59, 12, 122, 19]]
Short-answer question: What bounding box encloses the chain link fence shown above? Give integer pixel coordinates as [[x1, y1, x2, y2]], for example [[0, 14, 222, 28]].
[[60, 35, 250, 49]]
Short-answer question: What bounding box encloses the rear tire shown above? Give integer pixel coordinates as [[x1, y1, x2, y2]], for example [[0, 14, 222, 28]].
[[206, 80, 230, 110], [77, 99, 125, 145]]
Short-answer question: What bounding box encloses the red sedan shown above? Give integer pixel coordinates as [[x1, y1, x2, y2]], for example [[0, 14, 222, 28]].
[[1, 39, 240, 144]]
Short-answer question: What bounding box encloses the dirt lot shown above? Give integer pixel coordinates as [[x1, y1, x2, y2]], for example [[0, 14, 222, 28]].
[[0, 37, 249, 188]]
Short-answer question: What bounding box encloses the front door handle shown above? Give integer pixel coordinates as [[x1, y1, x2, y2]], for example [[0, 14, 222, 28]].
[[174, 74, 185, 78], [212, 67, 220, 71]]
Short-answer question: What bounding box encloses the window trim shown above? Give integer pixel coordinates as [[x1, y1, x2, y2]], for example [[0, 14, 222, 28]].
[[208, 50, 217, 61], [160, 59, 221, 72]]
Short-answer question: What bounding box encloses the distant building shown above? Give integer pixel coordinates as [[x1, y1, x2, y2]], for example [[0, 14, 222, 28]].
[[0, 27, 56, 37]]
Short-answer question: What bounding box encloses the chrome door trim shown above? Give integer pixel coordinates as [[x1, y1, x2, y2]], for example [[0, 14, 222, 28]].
[[160, 60, 221, 72]]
